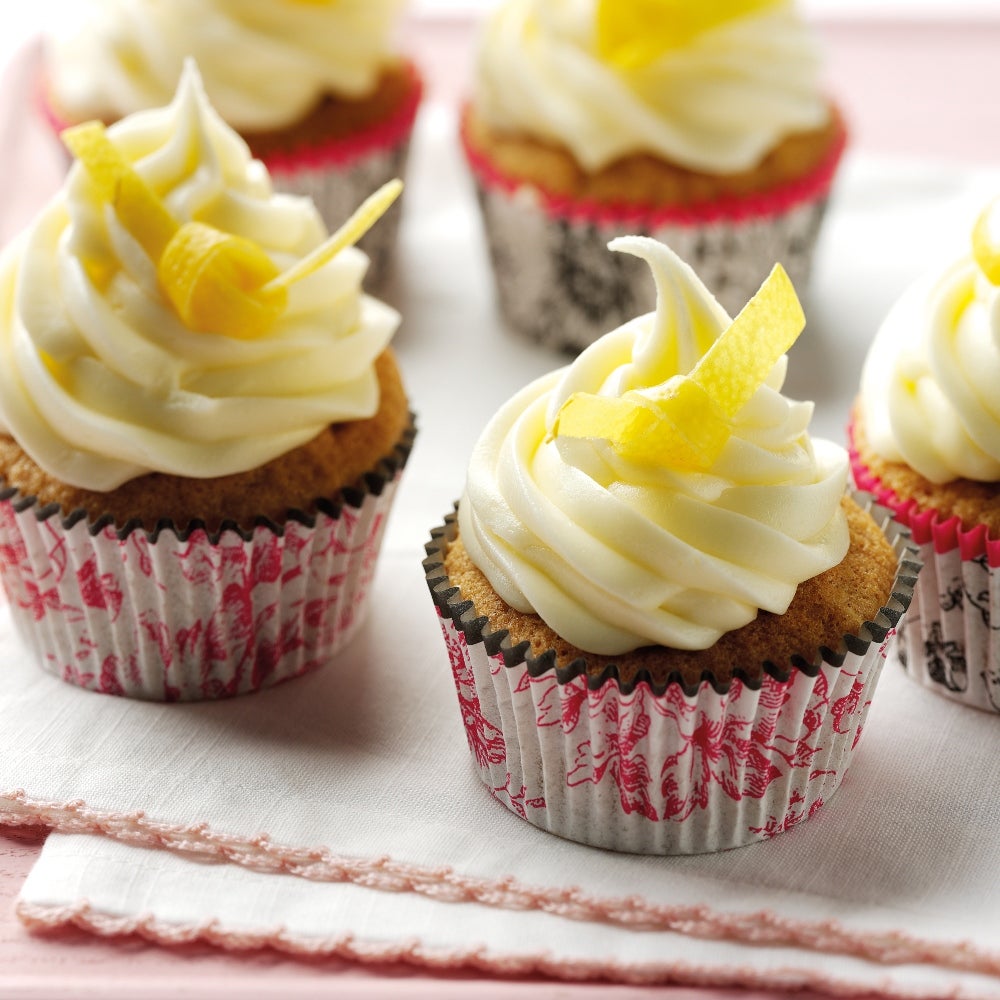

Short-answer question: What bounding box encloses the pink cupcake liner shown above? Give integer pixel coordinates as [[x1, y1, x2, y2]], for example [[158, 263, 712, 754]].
[[36, 63, 423, 294], [850, 424, 1000, 714], [461, 109, 847, 352], [0, 419, 414, 702], [424, 492, 918, 854]]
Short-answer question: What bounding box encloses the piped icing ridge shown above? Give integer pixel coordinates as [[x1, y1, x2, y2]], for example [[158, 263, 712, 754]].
[[473, 0, 830, 175], [860, 197, 1000, 485], [459, 236, 849, 655], [0, 63, 399, 492], [47, 0, 407, 132]]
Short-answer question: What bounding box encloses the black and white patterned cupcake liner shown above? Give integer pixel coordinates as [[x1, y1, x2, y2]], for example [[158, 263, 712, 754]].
[[462, 112, 846, 353]]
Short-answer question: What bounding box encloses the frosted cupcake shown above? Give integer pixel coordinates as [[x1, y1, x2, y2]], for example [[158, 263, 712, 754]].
[[0, 63, 414, 701], [425, 236, 916, 854], [42, 0, 422, 290], [852, 199, 1000, 715], [463, 0, 845, 351]]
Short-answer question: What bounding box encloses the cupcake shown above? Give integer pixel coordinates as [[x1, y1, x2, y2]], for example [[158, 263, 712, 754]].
[[0, 63, 414, 702], [851, 198, 1000, 715], [425, 235, 916, 854], [41, 0, 422, 291], [462, 0, 846, 352]]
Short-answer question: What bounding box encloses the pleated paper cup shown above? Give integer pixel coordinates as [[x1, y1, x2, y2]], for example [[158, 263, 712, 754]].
[[851, 428, 1000, 715], [261, 62, 422, 293], [461, 108, 847, 353], [0, 419, 414, 702], [424, 492, 919, 855]]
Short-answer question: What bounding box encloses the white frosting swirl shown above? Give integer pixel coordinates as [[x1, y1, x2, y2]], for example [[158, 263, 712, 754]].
[[860, 249, 1000, 484], [473, 0, 830, 174], [0, 64, 399, 491], [48, 0, 406, 131], [459, 237, 849, 655]]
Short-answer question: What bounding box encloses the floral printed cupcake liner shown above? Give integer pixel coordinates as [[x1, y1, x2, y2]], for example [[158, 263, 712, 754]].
[[424, 493, 918, 854], [0, 418, 415, 702], [851, 435, 1000, 714], [461, 111, 846, 353], [896, 536, 1000, 714]]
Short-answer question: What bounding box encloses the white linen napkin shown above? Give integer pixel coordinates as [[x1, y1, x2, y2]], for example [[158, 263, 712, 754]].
[[4, 562, 1000, 998], [2, 41, 1000, 996]]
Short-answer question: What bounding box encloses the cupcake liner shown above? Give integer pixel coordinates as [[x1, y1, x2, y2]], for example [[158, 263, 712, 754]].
[[267, 137, 411, 295], [262, 65, 423, 293], [850, 429, 1000, 714], [424, 492, 918, 854], [461, 110, 846, 352], [0, 418, 415, 702]]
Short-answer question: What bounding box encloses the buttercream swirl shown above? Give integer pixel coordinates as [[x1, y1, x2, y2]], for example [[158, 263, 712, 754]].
[[0, 63, 399, 491], [459, 236, 848, 655], [860, 244, 1000, 484], [473, 0, 829, 174], [48, 0, 406, 131]]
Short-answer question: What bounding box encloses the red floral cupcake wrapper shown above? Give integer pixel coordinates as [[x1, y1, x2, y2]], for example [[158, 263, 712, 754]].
[[461, 109, 847, 352], [850, 425, 1000, 714], [0, 419, 414, 702], [424, 492, 918, 854]]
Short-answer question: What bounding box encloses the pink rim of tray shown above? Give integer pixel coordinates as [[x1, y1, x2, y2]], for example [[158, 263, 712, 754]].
[[849, 419, 1000, 567], [459, 103, 848, 228], [37, 60, 423, 174]]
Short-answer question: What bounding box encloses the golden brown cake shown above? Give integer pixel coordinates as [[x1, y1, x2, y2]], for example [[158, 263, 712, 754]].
[[444, 494, 897, 691], [244, 63, 421, 162], [0, 351, 411, 533], [852, 409, 1000, 541], [463, 105, 846, 211]]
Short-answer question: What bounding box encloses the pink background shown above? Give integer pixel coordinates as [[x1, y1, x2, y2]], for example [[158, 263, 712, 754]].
[[2, 11, 1000, 999]]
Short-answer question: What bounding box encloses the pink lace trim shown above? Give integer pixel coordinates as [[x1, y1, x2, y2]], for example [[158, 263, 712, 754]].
[[3, 789, 998, 978], [14, 901, 975, 998], [459, 104, 848, 228], [848, 420, 1000, 566]]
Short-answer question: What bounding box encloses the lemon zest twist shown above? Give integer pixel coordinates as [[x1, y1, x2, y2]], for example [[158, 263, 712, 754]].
[[61, 121, 401, 339], [552, 263, 806, 469], [596, 0, 785, 70]]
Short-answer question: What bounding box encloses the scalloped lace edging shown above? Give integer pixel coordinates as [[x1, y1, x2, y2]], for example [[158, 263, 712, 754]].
[[3, 789, 998, 979], [13, 899, 984, 998]]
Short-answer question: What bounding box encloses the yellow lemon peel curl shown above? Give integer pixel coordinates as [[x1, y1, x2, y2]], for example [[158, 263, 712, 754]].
[[596, 0, 785, 70], [61, 121, 402, 339], [552, 263, 805, 469]]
